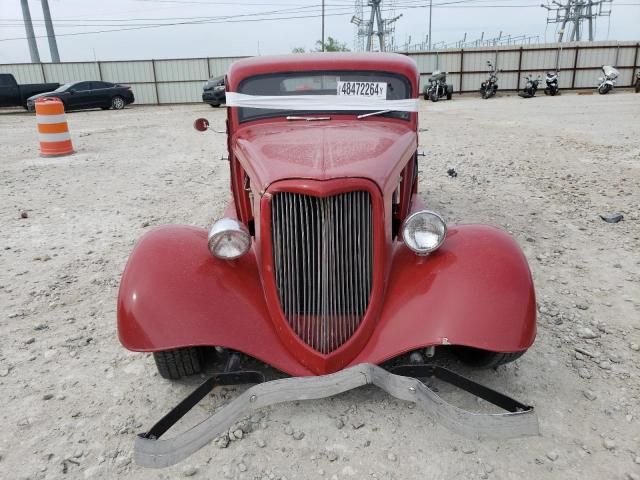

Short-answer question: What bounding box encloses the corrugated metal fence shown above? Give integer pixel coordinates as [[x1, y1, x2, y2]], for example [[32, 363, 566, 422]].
[[0, 57, 245, 104], [0, 41, 638, 104], [407, 40, 640, 93]]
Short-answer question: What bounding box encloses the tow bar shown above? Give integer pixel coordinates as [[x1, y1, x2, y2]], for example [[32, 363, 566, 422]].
[[135, 363, 539, 468]]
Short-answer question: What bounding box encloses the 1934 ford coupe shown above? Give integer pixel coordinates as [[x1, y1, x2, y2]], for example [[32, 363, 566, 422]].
[[117, 53, 536, 381]]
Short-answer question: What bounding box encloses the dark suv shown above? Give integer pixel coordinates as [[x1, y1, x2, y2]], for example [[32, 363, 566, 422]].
[[202, 75, 225, 107]]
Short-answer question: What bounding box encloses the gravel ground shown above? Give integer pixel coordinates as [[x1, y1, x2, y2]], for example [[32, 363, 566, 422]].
[[1, 92, 639, 480]]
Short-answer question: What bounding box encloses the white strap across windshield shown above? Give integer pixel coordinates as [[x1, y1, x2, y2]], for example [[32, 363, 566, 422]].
[[225, 92, 419, 112]]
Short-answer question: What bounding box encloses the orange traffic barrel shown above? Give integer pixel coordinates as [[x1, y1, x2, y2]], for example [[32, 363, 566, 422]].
[[35, 97, 74, 157]]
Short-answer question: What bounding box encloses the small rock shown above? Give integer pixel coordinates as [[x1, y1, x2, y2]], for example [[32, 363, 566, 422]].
[[625, 473, 640, 480], [578, 368, 592, 379], [182, 464, 197, 476], [20, 211, 28, 219], [0, 367, 10, 377], [630, 343, 639, 352], [34, 323, 48, 331], [335, 418, 344, 429], [233, 429, 243, 440], [546, 451, 559, 461], [284, 425, 293, 435], [602, 438, 616, 450], [216, 435, 229, 449], [582, 390, 597, 401], [238, 463, 247, 472], [447, 167, 458, 178], [461, 446, 476, 454], [599, 212, 623, 223], [352, 421, 365, 430], [293, 431, 305, 440], [42, 393, 54, 401], [256, 439, 266, 448], [598, 361, 612, 370], [387, 452, 397, 462], [575, 303, 589, 310], [25, 337, 35, 345], [327, 452, 338, 462], [141, 221, 150, 228], [577, 327, 598, 339]]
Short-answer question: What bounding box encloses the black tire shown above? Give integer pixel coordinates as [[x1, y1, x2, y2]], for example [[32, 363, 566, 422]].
[[111, 95, 126, 110], [549, 88, 557, 96], [598, 84, 611, 95], [423, 93, 429, 101], [454, 347, 526, 369], [210, 103, 221, 108], [430, 92, 439, 102], [446, 91, 452, 100], [153, 347, 203, 380]]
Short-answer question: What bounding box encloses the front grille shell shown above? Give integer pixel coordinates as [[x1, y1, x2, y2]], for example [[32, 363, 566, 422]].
[[270, 190, 373, 354]]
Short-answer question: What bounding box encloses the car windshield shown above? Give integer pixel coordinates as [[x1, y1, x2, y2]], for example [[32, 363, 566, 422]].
[[54, 83, 74, 92], [237, 70, 411, 122]]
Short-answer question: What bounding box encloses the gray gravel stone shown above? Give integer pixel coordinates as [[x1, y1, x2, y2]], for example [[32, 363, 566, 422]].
[[583, 390, 597, 401], [602, 438, 616, 450], [182, 464, 197, 476], [387, 452, 397, 461], [577, 327, 598, 339], [578, 368, 592, 379], [335, 418, 344, 429], [284, 425, 293, 435], [256, 439, 266, 448], [546, 451, 559, 461], [327, 452, 338, 462], [293, 431, 305, 440]]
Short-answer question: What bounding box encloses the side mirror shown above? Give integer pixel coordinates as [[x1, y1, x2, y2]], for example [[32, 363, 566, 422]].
[[193, 118, 210, 132]]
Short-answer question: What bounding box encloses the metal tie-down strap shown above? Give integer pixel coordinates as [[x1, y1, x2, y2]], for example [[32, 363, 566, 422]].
[[135, 363, 539, 468]]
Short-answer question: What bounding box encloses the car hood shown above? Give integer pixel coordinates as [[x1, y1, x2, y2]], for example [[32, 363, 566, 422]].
[[233, 120, 417, 192]]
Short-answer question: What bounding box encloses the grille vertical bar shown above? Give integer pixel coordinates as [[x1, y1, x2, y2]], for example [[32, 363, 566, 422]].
[[271, 191, 373, 354]]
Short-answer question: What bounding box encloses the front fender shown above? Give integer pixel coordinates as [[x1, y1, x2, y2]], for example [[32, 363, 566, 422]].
[[117, 225, 312, 376], [350, 224, 536, 366]]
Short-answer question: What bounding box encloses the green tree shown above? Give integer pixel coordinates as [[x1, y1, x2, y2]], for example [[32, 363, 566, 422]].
[[291, 47, 306, 53], [315, 37, 350, 52]]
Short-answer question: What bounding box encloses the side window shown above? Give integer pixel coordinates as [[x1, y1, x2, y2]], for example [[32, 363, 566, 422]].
[[74, 82, 91, 91], [93, 81, 113, 89], [0, 75, 13, 86]]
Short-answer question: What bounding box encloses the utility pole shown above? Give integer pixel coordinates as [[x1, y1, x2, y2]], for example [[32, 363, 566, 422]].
[[20, 0, 41, 63], [542, 0, 612, 43], [428, 0, 433, 50], [41, 0, 60, 62], [321, 0, 325, 51]]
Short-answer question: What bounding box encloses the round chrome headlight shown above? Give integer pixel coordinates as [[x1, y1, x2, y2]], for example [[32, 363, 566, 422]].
[[402, 210, 447, 255], [208, 218, 251, 260]]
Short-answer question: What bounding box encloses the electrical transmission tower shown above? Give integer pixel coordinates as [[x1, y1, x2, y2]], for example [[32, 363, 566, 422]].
[[351, 0, 402, 52], [542, 0, 613, 42]]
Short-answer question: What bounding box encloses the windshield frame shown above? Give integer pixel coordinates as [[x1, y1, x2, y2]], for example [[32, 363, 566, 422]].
[[235, 69, 413, 123]]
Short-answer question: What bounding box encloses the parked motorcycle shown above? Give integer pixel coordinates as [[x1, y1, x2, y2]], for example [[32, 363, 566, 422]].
[[543, 71, 559, 96], [423, 70, 453, 102], [480, 61, 499, 99], [597, 65, 619, 94], [635, 71, 640, 93], [518, 75, 541, 98]]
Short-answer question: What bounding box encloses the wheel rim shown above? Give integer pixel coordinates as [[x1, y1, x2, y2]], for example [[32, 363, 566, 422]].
[[113, 97, 124, 109]]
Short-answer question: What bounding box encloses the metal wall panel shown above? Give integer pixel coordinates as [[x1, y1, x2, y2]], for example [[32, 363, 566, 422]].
[[43, 62, 100, 83], [154, 59, 208, 82], [128, 83, 157, 104], [0, 64, 45, 83], [100, 61, 154, 83], [208, 57, 246, 78], [157, 81, 202, 103], [574, 69, 602, 88]]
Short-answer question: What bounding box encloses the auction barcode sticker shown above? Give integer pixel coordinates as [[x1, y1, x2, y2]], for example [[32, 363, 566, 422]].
[[337, 81, 387, 99]]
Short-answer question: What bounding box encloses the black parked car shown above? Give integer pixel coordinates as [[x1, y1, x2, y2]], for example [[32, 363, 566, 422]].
[[27, 81, 135, 111], [0, 73, 59, 108], [202, 75, 225, 107]]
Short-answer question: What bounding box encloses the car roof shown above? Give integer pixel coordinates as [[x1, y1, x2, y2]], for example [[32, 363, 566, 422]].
[[227, 53, 419, 94]]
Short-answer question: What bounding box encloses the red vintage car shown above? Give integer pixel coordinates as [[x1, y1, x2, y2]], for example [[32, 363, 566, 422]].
[[117, 53, 536, 381]]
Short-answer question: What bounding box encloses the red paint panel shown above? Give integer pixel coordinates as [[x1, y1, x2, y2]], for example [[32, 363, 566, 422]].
[[350, 224, 537, 366], [117, 225, 312, 377]]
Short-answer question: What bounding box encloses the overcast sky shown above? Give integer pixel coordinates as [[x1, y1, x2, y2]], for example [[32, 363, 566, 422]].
[[0, 0, 638, 63]]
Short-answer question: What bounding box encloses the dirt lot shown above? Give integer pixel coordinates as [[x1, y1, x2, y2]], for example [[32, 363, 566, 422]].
[[1, 92, 639, 480]]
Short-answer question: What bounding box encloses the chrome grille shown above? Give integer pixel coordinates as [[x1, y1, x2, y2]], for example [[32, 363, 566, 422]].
[[271, 191, 373, 354]]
